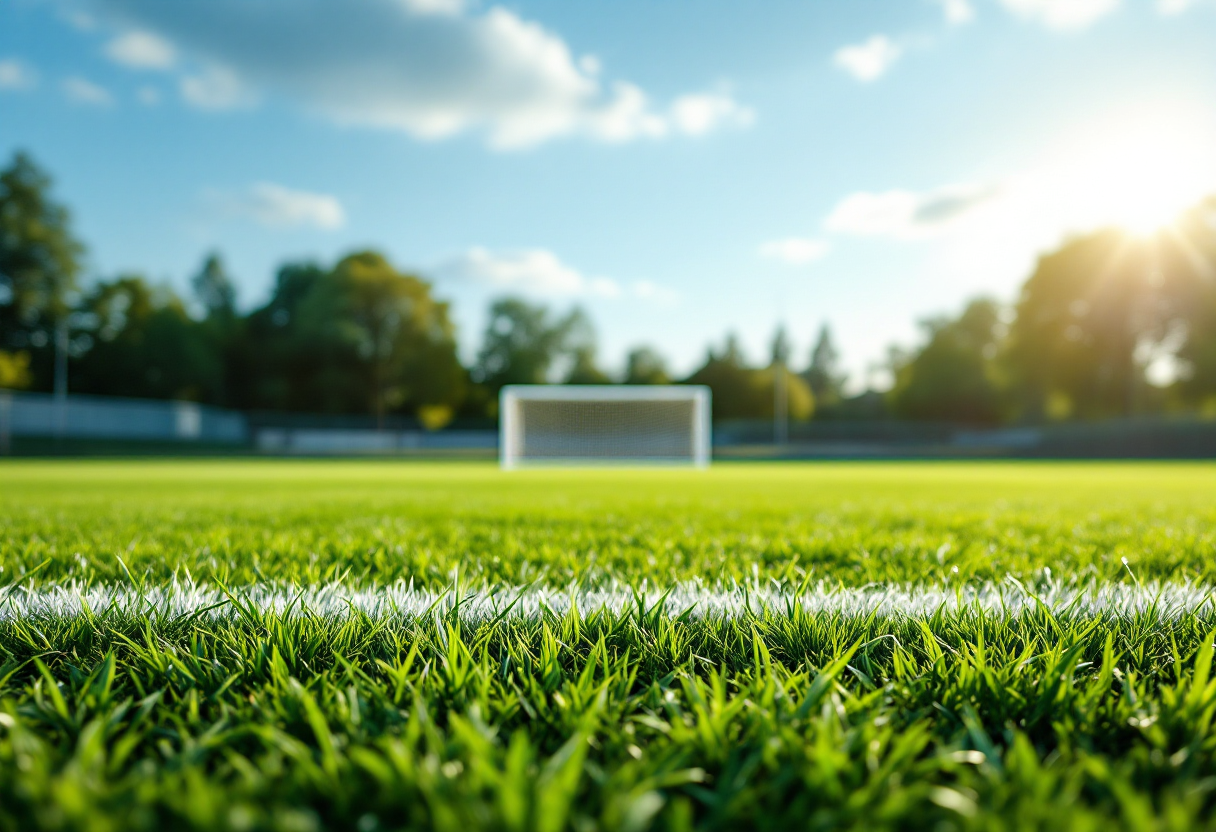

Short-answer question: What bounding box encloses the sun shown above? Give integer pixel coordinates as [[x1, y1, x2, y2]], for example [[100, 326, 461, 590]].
[[1045, 107, 1216, 237]]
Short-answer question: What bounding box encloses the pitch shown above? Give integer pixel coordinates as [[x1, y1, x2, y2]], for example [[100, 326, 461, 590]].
[[2, 460, 1215, 830]]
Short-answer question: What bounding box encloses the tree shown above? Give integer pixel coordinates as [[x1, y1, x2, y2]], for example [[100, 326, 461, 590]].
[[562, 307, 610, 384], [187, 251, 242, 406], [0, 151, 84, 390], [191, 252, 237, 322], [1170, 198, 1216, 410], [236, 261, 326, 410], [803, 324, 846, 407], [70, 275, 222, 401], [685, 333, 813, 421], [685, 334, 754, 419], [293, 252, 465, 422], [474, 298, 571, 391], [624, 346, 670, 385], [888, 299, 1005, 424], [718, 333, 746, 367], [761, 365, 814, 420], [1004, 230, 1192, 420]]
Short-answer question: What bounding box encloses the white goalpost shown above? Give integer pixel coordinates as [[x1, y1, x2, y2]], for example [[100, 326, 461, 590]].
[[499, 385, 711, 469]]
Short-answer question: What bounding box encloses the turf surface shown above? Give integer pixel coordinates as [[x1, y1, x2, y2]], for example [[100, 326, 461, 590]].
[[2, 460, 1216, 831]]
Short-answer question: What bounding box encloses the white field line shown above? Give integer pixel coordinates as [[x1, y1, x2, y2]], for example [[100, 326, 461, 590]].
[[0, 579, 1213, 623]]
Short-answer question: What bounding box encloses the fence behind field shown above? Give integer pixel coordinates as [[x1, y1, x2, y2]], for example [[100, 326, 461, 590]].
[[0, 391, 246, 447], [0, 391, 499, 455], [255, 428, 497, 455], [715, 418, 1216, 458], [3, 390, 1216, 457]]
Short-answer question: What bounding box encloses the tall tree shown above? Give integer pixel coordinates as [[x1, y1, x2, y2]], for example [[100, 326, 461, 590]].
[[562, 307, 610, 384], [1170, 198, 1216, 409], [624, 346, 670, 385], [191, 252, 237, 322], [236, 261, 326, 410], [803, 324, 846, 407], [889, 299, 1005, 424], [0, 151, 84, 390], [1004, 230, 1191, 420], [474, 298, 571, 391], [685, 333, 813, 421], [297, 251, 465, 421], [70, 275, 221, 401], [188, 251, 242, 405]]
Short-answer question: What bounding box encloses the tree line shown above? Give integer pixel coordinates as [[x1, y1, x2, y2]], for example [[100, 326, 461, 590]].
[[3, 151, 1216, 426]]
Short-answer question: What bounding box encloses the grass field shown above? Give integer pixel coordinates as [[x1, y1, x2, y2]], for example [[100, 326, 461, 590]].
[[2, 460, 1216, 831]]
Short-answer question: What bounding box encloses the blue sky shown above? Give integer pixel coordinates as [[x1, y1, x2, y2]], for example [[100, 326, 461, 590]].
[[3, 0, 1215, 386]]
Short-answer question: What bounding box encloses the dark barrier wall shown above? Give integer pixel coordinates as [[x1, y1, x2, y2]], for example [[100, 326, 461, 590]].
[[715, 418, 1216, 459], [0, 391, 246, 443]]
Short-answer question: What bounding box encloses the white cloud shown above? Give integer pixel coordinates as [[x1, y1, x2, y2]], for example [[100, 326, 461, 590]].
[[1157, 0, 1199, 12], [0, 58, 37, 91], [670, 92, 754, 136], [218, 182, 346, 230], [137, 85, 160, 105], [438, 248, 676, 302], [936, 0, 976, 24], [833, 35, 902, 82], [180, 66, 254, 110], [441, 248, 611, 297], [758, 238, 830, 265], [105, 30, 176, 69], [62, 76, 114, 106], [999, 0, 1120, 30], [85, 0, 750, 149], [825, 183, 998, 239]]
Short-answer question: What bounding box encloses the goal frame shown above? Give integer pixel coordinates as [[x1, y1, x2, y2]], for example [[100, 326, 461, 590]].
[[499, 385, 712, 469]]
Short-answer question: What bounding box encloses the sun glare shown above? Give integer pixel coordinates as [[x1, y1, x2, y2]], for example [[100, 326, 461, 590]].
[[1049, 109, 1216, 237]]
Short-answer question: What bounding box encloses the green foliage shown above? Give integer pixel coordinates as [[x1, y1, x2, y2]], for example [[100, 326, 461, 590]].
[[13, 246, 468, 418], [882, 207, 1216, 423], [802, 325, 845, 409], [1004, 225, 1214, 420], [624, 348, 670, 386], [0, 350, 33, 389], [0, 151, 84, 386], [237, 262, 327, 411], [686, 338, 813, 421], [1, 461, 1216, 829], [889, 299, 1006, 424], [70, 275, 222, 402], [474, 299, 592, 392], [562, 308, 610, 385], [304, 252, 465, 420], [1172, 198, 1216, 404], [192, 253, 238, 323]]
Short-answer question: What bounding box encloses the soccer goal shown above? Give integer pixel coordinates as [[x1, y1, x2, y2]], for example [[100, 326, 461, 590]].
[[499, 385, 711, 469]]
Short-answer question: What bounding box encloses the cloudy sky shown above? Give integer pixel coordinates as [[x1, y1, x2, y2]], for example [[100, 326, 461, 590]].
[[3, 0, 1215, 385]]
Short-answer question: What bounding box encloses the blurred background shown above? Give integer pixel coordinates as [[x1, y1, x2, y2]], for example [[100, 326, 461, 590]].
[[2, 0, 1216, 458]]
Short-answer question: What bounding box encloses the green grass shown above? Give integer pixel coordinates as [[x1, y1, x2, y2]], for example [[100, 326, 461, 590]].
[[2, 460, 1216, 831]]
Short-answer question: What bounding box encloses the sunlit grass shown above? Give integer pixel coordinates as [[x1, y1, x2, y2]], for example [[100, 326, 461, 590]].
[[2, 460, 1216, 830]]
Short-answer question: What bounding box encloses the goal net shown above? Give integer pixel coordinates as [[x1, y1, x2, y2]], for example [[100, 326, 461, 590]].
[[500, 385, 711, 468]]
